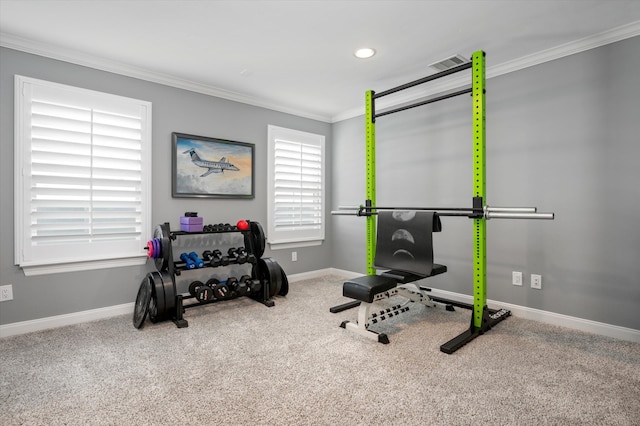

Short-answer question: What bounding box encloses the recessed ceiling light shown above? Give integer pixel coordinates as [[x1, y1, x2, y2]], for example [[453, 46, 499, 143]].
[[354, 48, 376, 59]]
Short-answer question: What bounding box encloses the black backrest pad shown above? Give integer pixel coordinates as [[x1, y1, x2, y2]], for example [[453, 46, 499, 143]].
[[373, 211, 441, 277]]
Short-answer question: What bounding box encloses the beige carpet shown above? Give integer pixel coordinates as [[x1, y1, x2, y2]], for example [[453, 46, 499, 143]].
[[1, 274, 639, 425]]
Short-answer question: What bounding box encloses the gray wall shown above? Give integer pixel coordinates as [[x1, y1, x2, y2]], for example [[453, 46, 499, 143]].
[[0, 47, 332, 325], [331, 37, 640, 330]]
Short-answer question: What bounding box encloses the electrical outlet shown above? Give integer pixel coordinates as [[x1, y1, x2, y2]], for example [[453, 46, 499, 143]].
[[531, 274, 542, 290], [0, 285, 13, 301], [292, 251, 297, 262], [512, 271, 522, 286]]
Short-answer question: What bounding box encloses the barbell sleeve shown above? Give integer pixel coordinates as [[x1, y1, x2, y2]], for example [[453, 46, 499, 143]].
[[485, 211, 555, 220], [331, 210, 360, 215]]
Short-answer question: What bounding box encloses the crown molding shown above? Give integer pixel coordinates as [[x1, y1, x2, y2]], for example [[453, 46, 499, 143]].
[[3, 21, 639, 125], [330, 21, 640, 123], [0, 32, 332, 123]]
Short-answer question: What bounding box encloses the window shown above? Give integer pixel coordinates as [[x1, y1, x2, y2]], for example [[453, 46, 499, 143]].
[[14, 75, 152, 275], [267, 125, 325, 249]]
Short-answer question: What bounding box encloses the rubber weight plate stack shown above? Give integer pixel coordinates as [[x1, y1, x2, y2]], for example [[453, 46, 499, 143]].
[[254, 258, 282, 298], [148, 271, 164, 323], [133, 274, 153, 329], [148, 270, 176, 323], [278, 263, 289, 296]]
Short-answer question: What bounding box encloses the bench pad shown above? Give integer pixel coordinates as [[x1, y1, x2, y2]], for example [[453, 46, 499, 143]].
[[343, 275, 397, 303], [343, 264, 447, 303]]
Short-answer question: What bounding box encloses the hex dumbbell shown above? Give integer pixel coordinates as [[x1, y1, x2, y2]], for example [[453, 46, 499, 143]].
[[214, 249, 229, 266], [236, 275, 252, 296], [234, 247, 248, 264]]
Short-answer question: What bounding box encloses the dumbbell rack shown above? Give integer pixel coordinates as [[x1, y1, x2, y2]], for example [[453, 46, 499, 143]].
[[134, 220, 288, 329]]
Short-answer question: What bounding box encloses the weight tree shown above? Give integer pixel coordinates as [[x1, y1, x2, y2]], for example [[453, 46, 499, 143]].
[[334, 50, 554, 353]]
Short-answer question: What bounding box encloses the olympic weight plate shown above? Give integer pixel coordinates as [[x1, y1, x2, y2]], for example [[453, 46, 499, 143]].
[[153, 224, 171, 271], [245, 221, 266, 259], [148, 271, 166, 323], [146, 240, 154, 258], [255, 258, 282, 298], [160, 270, 176, 317], [152, 238, 160, 260], [133, 275, 153, 329], [278, 264, 289, 296]]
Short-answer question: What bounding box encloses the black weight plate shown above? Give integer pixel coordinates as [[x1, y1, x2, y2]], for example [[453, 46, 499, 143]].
[[279, 264, 289, 296], [160, 270, 176, 316], [133, 275, 152, 329], [149, 271, 165, 323], [247, 221, 265, 259], [153, 224, 171, 271], [148, 295, 158, 323], [258, 258, 281, 298]]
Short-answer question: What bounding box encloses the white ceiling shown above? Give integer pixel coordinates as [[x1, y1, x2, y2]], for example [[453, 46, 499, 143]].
[[1, 0, 640, 122]]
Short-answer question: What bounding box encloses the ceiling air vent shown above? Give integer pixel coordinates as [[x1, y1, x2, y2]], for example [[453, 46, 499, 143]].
[[429, 54, 469, 72]]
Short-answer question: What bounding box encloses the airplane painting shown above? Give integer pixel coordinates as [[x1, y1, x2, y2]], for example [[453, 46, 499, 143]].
[[183, 148, 240, 177], [172, 132, 254, 199]]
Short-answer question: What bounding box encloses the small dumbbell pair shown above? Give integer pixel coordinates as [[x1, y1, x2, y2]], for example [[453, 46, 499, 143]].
[[227, 247, 248, 264], [202, 249, 229, 267], [180, 252, 205, 269]]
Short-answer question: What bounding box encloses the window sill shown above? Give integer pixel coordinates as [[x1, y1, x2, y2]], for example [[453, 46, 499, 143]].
[[268, 239, 323, 250], [21, 256, 148, 276]]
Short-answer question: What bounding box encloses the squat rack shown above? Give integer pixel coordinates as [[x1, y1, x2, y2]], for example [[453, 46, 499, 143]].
[[334, 50, 554, 353]]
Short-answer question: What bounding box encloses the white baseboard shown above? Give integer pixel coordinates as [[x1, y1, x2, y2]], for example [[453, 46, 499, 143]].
[[0, 302, 134, 338], [415, 288, 640, 343], [2, 269, 639, 343], [288, 268, 362, 282]]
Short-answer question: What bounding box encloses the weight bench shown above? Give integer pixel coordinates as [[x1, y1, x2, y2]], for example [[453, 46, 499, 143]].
[[339, 210, 449, 343]]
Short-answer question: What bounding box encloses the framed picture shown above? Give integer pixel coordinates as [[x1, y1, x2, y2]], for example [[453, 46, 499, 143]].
[[172, 132, 255, 198]]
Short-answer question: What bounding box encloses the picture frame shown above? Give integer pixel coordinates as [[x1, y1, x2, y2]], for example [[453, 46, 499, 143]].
[[172, 132, 255, 199]]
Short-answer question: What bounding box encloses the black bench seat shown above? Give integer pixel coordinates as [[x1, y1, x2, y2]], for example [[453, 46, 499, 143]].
[[343, 264, 447, 303]]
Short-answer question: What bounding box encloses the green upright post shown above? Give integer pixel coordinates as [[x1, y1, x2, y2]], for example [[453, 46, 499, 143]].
[[365, 90, 376, 275], [471, 51, 487, 329], [441, 50, 510, 354]]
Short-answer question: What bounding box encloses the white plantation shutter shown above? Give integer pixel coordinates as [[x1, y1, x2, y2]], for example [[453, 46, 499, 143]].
[[15, 76, 152, 273], [268, 125, 325, 247]]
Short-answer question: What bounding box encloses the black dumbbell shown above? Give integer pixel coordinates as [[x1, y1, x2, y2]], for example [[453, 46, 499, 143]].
[[247, 277, 262, 294], [212, 280, 230, 300], [226, 277, 239, 294], [202, 250, 213, 261], [189, 280, 205, 296], [227, 247, 244, 264], [191, 281, 213, 303], [207, 249, 228, 267], [227, 247, 238, 262], [234, 247, 249, 264], [217, 249, 230, 266], [236, 275, 252, 296]]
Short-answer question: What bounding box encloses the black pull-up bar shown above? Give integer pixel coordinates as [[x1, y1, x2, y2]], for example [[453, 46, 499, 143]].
[[374, 62, 472, 99], [375, 87, 472, 119]]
